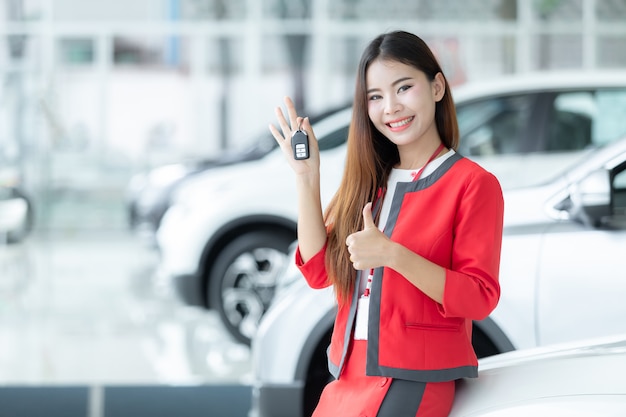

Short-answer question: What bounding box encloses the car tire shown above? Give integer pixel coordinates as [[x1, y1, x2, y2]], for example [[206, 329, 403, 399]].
[[304, 329, 333, 417], [208, 230, 295, 345], [472, 324, 501, 358]]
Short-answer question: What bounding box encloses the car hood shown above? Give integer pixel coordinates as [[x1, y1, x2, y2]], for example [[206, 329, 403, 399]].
[[449, 333, 626, 416], [171, 150, 294, 207], [172, 146, 346, 210]]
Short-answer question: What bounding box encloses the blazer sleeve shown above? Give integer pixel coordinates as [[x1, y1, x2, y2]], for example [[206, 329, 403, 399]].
[[295, 241, 332, 289], [440, 169, 504, 320]]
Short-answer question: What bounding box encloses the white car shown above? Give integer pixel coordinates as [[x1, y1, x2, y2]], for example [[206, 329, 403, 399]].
[[249, 133, 626, 417], [251, 333, 626, 417], [449, 333, 626, 416], [156, 71, 626, 345], [155, 107, 351, 345], [125, 104, 348, 244]]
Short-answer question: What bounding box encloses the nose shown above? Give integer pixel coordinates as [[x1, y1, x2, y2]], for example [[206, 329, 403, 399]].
[[384, 96, 401, 114]]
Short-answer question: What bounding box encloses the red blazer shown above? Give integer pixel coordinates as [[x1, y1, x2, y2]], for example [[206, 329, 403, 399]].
[[297, 154, 504, 382]]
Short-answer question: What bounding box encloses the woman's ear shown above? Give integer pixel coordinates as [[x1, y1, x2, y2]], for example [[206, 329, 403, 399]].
[[432, 72, 446, 102]]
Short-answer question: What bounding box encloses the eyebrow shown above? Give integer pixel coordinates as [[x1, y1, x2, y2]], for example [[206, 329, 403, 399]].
[[367, 76, 414, 94]]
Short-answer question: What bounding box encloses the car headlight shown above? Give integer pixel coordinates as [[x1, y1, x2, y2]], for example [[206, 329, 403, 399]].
[[0, 197, 28, 231]]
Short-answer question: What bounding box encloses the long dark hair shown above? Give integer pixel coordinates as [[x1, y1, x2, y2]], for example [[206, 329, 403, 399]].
[[324, 30, 459, 304]]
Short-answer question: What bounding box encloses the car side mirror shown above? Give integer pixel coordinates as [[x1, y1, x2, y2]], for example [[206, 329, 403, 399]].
[[568, 169, 612, 228]]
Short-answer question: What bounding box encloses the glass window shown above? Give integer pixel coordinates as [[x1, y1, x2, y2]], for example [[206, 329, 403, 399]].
[[2, 0, 44, 22], [263, 0, 311, 19], [260, 34, 311, 74], [113, 36, 189, 69], [260, 35, 290, 73], [544, 89, 626, 151], [534, 0, 582, 21], [532, 34, 583, 70], [327, 0, 516, 21], [545, 92, 594, 152], [52, 1, 163, 21], [1, 34, 30, 65], [328, 36, 363, 75], [598, 36, 626, 68], [457, 95, 534, 156], [596, 0, 626, 22], [206, 37, 242, 74], [180, 0, 246, 20], [57, 38, 95, 66]]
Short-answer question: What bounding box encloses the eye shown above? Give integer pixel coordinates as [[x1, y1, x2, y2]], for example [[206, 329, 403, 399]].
[[398, 84, 412, 93], [368, 94, 382, 101]]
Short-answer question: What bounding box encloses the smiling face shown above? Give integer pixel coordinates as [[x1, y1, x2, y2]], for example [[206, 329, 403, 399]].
[[366, 58, 445, 167]]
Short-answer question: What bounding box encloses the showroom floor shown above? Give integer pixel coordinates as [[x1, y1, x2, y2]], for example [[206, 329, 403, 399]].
[[0, 165, 258, 416], [0, 204, 251, 387]]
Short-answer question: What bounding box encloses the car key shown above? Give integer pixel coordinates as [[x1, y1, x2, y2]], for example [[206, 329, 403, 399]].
[[291, 129, 310, 160]]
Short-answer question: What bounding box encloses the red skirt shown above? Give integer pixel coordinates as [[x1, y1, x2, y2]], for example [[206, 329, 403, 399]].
[[312, 340, 455, 417]]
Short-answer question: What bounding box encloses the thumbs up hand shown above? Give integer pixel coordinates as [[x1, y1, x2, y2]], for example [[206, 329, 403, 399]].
[[345, 203, 391, 270], [361, 201, 377, 231]]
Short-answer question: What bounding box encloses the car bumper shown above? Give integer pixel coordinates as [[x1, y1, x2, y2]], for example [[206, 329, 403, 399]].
[[250, 382, 305, 417], [171, 272, 204, 307]]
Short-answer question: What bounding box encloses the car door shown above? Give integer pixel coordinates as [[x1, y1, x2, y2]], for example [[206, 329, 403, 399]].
[[537, 153, 626, 346]]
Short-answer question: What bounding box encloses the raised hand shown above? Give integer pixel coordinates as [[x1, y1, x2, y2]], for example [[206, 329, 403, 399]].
[[268, 96, 327, 262], [268, 96, 320, 176], [345, 203, 391, 270]]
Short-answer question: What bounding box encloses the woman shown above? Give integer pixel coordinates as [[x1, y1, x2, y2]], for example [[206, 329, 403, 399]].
[[269, 30, 504, 417]]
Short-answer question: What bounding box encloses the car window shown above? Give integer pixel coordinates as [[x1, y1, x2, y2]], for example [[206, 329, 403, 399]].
[[456, 94, 535, 156], [545, 89, 626, 151], [594, 89, 626, 145]]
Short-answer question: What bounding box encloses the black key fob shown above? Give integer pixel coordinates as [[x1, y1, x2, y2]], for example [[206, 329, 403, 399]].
[[291, 129, 310, 160]]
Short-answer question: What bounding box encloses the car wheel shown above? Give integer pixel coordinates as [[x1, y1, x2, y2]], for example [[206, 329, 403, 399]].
[[304, 329, 333, 417], [208, 230, 295, 345], [472, 324, 500, 358]]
